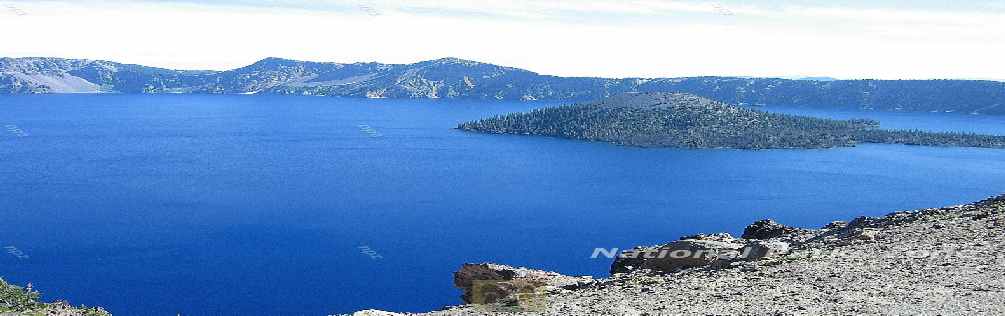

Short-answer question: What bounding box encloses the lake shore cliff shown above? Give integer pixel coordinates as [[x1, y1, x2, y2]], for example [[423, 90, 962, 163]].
[[355, 194, 1005, 315]]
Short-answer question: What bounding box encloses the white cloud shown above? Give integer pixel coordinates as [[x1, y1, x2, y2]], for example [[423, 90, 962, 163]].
[[0, 0, 1002, 80]]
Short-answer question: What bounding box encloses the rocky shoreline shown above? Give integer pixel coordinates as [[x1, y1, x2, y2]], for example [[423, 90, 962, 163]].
[[357, 194, 1005, 315]]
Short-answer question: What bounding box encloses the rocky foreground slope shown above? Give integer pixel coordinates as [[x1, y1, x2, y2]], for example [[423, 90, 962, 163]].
[[357, 194, 1005, 315]]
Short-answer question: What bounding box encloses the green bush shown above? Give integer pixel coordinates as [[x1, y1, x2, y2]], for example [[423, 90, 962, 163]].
[[0, 278, 111, 316], [0, 278, 41, 312]]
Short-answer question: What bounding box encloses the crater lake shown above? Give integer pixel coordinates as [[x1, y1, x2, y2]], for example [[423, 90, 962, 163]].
[[2, 95, 1005, 315]]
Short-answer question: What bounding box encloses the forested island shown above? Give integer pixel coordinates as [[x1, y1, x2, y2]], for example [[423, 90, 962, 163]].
[[458, 93, 1005, 149]]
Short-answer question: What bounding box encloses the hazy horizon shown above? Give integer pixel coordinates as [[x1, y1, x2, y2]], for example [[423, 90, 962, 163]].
[[3, 55, 1003, 82], [1, 0, 1002, 81]]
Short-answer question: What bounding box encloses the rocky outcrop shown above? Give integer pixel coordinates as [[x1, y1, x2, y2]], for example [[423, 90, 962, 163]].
[[351, 310, 403, 316], [452, 263, 594, 307], [741, 219, 801, 239], [405, 194, 1005, 315], [609, 224, 811, 274], [740, 240, 791, 261], [610, 233, 745, 274]]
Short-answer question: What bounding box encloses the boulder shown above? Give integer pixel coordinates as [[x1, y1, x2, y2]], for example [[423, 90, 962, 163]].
[[823, 221, 848, 229], [352, 310, 403, 316], [742, 219, 800, 240], [611, 234, 744, 274], [740, 240, 791, 260], [846, 216, 883, 230], [855, 229, 879, 241], [453, 263, 593, 306], [678, 232, 737, 242]]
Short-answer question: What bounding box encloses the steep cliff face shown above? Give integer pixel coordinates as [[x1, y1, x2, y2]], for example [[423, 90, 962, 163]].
[[3, 57, 1005, 115]]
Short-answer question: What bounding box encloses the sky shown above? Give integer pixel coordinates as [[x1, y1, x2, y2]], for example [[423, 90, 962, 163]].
[[0, 0, 1003, 80]]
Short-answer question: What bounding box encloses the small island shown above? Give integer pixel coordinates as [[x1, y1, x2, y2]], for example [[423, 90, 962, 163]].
[[458, 93, 1005, 149]]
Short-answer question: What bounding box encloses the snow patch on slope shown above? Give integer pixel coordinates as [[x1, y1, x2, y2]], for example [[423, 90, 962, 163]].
[[8, 72, 102, 93]]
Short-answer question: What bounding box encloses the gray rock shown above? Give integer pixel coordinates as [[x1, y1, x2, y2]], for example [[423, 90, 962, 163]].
[[846, 216, 882, 229], [353, 310, 403, 316], [854, 229, 879, 241], [611, 236, 744, 274], [823, 221, 848, 229], [741, 240, 791, 260], [390, 194, 1005, 316], [453, 263, 593, 305], [742, 219, 800, 240], [679, 233, 736, 242]]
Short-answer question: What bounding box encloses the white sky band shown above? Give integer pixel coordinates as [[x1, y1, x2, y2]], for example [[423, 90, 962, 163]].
[[1, 0, 1002, 80]]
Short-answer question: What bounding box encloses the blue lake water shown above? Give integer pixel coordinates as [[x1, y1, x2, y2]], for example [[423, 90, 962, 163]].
[[2, 95, 1005, 315]]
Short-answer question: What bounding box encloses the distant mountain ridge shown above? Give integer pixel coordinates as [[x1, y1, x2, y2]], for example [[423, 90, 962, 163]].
[[2, 56, 1004, 115]]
